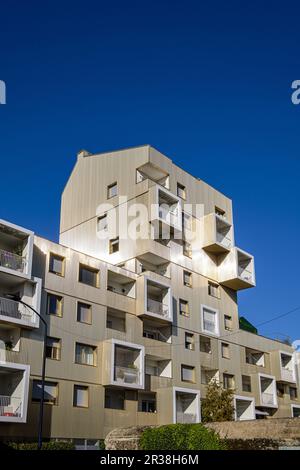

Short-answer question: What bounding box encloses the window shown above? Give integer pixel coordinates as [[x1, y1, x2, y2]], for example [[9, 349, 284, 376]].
[[224, 315, 233, 331], [221, 342, 230, 359], [290, 387, 298, 400], [181, 365, 195, 383], [223, 373, 235, 390], [202, 306, 219, 336], [245, 348, 265, 367], [47, 294, 63, 317], [183, 270, 192, 287], [77, 302, 92, 324], [215, 206, 226, 218], [277, 383, 285, 398], [185, 332, 195, 351], [49, 253, 65, 276], [73, 385, 89, 408], [242, 375, 252, 392], [75, 343, 97, 366], [208, 281, 220, 299], [107, 182, 118, 199], [177, 183, 186, 200], [106, 309, 126, 332], [179, 299, 189, 317], [46, 336, 61, 361], [200, 335, 212, 354], [105, 388, 124, 410], [138, 392, 156, 413], [97, 214, 108, 231], [183, 240, 192, 258], [32, 380, 58, 405], [79, 264, 99, 287], [109, 237, 119, 254]]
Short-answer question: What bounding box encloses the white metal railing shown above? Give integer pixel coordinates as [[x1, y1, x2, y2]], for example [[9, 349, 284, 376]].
[[147, 298, 169, 317], [176, 412, 197, 424], [281, 368, 294, 382], [0, 297, 34, 324], [159, 207, 178, 225], [114, 365, 140, 385], [238, 267, 253, 281], [0, 395, 22, 417], [216, 232, 231, 248], [0, 249, 26, 273], [261, 392, 275, 405]]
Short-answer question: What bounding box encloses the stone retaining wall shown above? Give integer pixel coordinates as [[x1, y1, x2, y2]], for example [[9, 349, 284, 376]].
[[105, 418, 300, 450]]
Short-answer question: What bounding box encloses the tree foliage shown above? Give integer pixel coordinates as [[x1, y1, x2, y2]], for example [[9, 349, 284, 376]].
[[201, 380, 234, 423]]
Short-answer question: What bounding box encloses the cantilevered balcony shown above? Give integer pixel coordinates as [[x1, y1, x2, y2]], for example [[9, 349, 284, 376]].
[[258, 374, 277, 408], [0, 362, 30, 423], [202, 213, 233, 254], [219, 247, 255, 290], [0, 277, 41, 329], [279, 352, 296, 383], [102, 339, 145, 389], [234, 396, 255, 421], [149, 185, 182, 237], [0, 220, 34, 279]]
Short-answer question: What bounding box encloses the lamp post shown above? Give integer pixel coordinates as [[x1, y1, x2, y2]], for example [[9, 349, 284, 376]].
[[5, 293, 47, 450]]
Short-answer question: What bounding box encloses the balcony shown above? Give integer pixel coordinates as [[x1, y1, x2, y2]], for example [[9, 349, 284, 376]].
[[173, 387, 200, 424], [259, 374, 277, 408], [219, 247, 255, 290], [202, 214, 233, 254], [0, 276, 41, 329], [234, 396, 255, 421], [0, 297, 37, 328], [0, 362, 30, 423], [138, 276, 173, 322], [279, 352, 296, 383], [0, 220, 34, 279], [149, 185, 182, 238], [102, 339, 145, 389]]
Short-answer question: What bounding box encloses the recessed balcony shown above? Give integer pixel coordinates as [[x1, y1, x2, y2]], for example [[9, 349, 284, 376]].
[[0, 220, 33, 279], [139, 276, 173, 322], [173, 387, 200, 424], [0, 362, 30, 423], [219, 247, 255, 290], [279, 352, 296, 383], [102, 339, 144, 389], [202, 214, 233, 254], [258, 374, 277, 408]]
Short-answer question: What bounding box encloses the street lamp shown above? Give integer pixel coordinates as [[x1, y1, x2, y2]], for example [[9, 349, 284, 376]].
[[4, 293, 47, 450]]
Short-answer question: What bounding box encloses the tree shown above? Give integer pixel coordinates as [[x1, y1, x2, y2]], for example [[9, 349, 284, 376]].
[[201, 380, 234, 423]]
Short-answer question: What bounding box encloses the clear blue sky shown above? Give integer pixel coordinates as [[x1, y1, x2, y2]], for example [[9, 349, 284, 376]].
[[0, 1, 299, 342]]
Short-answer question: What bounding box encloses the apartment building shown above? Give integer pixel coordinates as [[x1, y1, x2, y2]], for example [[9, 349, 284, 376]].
[[0, 145, 299, 443]]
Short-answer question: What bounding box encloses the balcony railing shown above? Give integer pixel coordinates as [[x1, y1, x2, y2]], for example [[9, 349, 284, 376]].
[[176, 412, 197, 424], [159, 207, 178, 225], [281, 368, 294, 382], [147, 298, 169, 317], [0, 297, 34, 325], [114, 365, 140, 385], [0, 249, 26, 273], [216, 232, 231, 248], [203, 319, 216, 333], [261, 391, 275, 405], [0, 395, 22, 417]]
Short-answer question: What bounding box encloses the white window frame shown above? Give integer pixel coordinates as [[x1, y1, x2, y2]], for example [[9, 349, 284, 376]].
[[201, 304, 220, 337]]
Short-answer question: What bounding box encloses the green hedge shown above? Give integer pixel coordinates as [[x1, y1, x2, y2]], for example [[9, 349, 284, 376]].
[[8, 441, 75, 450], [140, 424, 226, 450]]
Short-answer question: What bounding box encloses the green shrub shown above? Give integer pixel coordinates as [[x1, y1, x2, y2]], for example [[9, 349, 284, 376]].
[[98, 439, 105, 450], [140, 423, 226, 450], [8, 441, 75, 450]]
